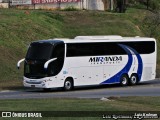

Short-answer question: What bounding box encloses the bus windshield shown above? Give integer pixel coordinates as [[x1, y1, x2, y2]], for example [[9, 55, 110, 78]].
[[26, 43, 53, 60], [24, 42, 65, 79]]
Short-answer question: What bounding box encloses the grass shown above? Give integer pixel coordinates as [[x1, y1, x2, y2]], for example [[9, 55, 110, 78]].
[[0, 97, 160, 120], [0, 8, 160, 90]]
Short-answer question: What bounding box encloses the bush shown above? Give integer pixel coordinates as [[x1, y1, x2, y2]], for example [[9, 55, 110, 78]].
[[63, 6, 78, 11], [149, 0, 160, 11]]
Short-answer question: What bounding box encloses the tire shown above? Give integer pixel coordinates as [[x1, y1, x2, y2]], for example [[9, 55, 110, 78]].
[[120, 74, 129, 86], [130, 74, 138, 85], [64, 78, 73, 91]]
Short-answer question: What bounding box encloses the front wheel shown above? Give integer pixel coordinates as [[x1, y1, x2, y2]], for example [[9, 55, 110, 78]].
[[120, 74, 129, 86], [64, 78, 73, 91]]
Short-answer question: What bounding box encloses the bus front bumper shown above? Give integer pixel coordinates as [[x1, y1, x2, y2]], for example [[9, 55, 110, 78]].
[[23, 77, 52, 88]]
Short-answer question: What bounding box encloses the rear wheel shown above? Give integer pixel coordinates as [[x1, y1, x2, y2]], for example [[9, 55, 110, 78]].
[[130, 74, 139, 85], [64, 78, 73, 91], [120, 74, 129, 86]]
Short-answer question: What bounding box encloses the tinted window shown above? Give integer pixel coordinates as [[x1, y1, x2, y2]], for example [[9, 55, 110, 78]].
[[24, 43, 65, 78], [26, 43, 53, 60], [123, 41, 155, 54], [67, 43, 126, 57], [67, 41, 155, 57], [48, 43, 65, 76], [24, 60, 47, 79]]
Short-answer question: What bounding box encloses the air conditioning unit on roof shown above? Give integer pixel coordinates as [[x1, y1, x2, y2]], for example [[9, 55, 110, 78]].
[[74, 35, 123, 40]]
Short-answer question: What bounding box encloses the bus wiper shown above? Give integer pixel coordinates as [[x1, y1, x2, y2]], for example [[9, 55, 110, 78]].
[[17, 58, 25, 69], [44, 58, 57, 70]]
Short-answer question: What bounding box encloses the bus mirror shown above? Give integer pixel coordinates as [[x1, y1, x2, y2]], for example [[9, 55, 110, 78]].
[[44, 58, 57, 70], [17, 58, 25, 69]]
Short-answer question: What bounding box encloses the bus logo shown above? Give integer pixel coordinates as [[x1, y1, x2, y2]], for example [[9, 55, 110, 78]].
[[89, 56, 122, 63], [2, 112, 11, 117]]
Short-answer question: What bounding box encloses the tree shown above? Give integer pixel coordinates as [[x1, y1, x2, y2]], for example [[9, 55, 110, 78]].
[[143, 11, 160, 37], [110, 0, 114, 11], [116, 0, 126, 13], [143, 0, 160, 37], [102, 0, 111, 11], [147, 0, 149, 9], [144, 0, 160, 11]]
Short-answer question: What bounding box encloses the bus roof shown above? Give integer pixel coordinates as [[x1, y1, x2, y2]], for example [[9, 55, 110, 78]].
[[32, 36, 156, 44], [58, 36, 156, 43]]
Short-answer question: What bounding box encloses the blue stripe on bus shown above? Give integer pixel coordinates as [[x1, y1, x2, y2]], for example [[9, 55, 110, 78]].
[[101, 44, 133, 84], [101, 44, 143, 84], [125, 46, 143, 81]]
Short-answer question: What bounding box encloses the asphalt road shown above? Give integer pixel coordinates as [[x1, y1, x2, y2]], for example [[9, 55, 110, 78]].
[[0, 79, 160, 99]]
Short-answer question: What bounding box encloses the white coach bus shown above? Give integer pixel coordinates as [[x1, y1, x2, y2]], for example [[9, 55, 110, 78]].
[[17, 36, 157, 91]]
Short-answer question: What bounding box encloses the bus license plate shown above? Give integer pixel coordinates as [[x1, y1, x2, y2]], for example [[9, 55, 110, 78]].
[[31, 85, 35, 88]]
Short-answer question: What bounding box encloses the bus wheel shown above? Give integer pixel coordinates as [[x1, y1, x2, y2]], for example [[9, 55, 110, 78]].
[[64, 78, 73, 91], [130, 74, 138, 85], [120, 74, 129, 86]]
